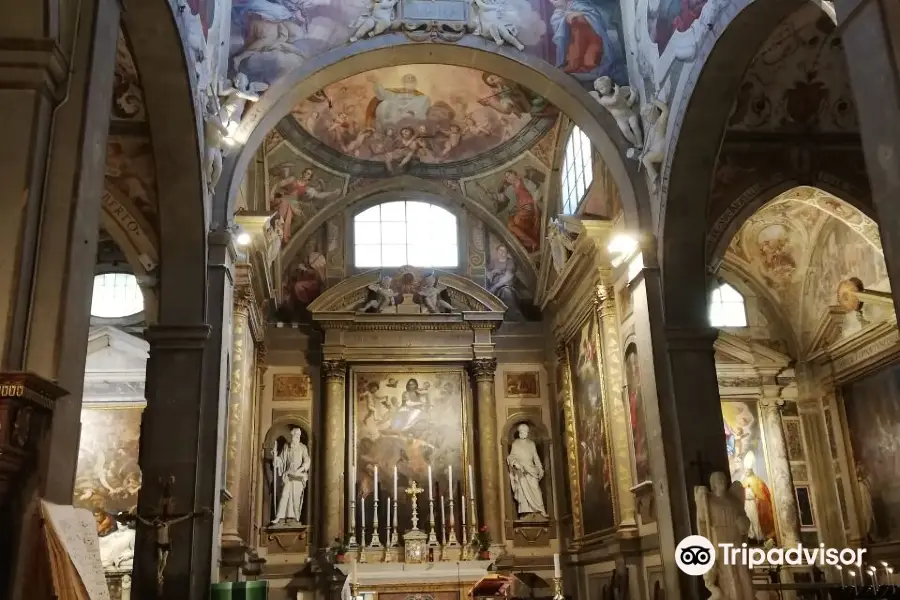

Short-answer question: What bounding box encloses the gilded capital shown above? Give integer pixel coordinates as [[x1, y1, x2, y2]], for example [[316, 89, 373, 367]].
[[469, 358, 498, 381], [594, 284, 616, 318], [322, 359, 347, 382], [256, 344, 268, 369], [233, 284, 256, 317], [555, 342, 568, 363]]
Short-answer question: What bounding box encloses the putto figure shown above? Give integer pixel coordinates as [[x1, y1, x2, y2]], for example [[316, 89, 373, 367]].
[[349, 0, 399, 42], [361, 275, 397, 312], [590, 76, 643, 149]]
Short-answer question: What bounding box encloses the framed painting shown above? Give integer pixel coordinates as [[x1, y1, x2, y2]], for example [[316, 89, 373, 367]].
[[566, 314, 616, 537], [505, 371, 540, 398], [273, 373, 311, 401], [351, 366, 469, 541]]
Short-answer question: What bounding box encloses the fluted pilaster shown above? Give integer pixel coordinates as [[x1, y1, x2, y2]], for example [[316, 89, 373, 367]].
[[470, 358, 501, 541]]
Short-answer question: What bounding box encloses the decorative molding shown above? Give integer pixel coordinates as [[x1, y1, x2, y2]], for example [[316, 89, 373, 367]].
[[469, 358, 498, 381], [807, 318, 900, 384], [321, 360, 347, 383]]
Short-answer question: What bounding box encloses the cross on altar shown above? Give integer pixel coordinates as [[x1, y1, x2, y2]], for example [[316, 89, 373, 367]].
[[406, 480, 424, 531]]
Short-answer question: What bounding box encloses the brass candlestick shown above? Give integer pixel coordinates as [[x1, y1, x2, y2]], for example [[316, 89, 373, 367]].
[[427, 497, 438, 546], [391, 498, 399, 547], [348, 498, 358, 549], [552, 577, 564, 600], [370, 496, 383, 548], [446, 496, 459, 546]]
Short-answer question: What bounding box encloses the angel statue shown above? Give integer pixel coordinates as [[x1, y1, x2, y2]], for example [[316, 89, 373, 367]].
[[470, 0, 525, 51], [270, 426, 311, 525], [590, 76, 643, 149], [360, 275, 397, 312], [349, 0, 399, 42], [219, 73, 268, 129], [203, 92, 231, 194], [627, 99, 669, 192], [695, 472, 755, 600], [547, 218, 575, 275], [418, 273, 454, 313]]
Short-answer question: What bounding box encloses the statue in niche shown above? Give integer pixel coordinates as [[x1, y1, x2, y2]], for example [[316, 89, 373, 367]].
[[695, 472, 754, 600], [269, 426, 311, 526], [349, 0, 399, 42], [590, 76, 643, 150], [418, 273, 454, 313], [506, 423, 548, 520], [470, 0, 526, 51], [99, 518, 136, 570], [627, 99, 669, 192], [360, 275, 398, 312]]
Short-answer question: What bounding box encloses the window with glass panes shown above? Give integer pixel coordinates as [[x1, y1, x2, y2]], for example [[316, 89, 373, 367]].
[[709, 282, 748, 327], [353, 201, 458, 268], [91, 273, 144, 318], [561, 126, 594, 215]]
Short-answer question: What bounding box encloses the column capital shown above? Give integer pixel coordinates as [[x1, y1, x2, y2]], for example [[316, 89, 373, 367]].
[[593, 284, 617, 318], [555, 342, 568, 362], [144, 324, 211, 350], [469, 357, 498, 381], [758, 395, 786, 411], [322, 359, 347, 382]]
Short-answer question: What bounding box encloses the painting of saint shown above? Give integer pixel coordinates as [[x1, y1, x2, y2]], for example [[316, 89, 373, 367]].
[[567, 317, 615, 536], [292, 66, 557, 168], [492, 168, 545, 253], [278, 236, 327, 322], [547, 0, 628, 84], [485, 241, 540, 322], [73, 407, 143, 533], [721, 400, 776, 543], [624, 345, 651, 483], [842, 363, 900, 542], [506, 372, 540, 398], [353, 369, 465, 543], [649, 0, 708, 55], [269, 162, 342, 244]]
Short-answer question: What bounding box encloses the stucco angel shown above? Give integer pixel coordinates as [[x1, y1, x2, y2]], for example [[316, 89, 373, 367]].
[[418, 273, 454, 313], [628, 99, 669, 192], [470, 0, 525, 51], [590, 76, 643, 149], [219, 73, 268, 127], [349, 0, 399, 42], [360, 275, 397, 312]]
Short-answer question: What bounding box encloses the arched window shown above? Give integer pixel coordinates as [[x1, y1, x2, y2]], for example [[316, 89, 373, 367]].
[[709, 282, 747, 327], [90, 273, 144, 318], [561, 126, 593, 215], [353, 201, 458, 268]]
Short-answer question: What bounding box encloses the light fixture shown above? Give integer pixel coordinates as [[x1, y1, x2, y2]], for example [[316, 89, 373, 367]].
[[607, 233, 639, 267], [236, 232, 251, 246]]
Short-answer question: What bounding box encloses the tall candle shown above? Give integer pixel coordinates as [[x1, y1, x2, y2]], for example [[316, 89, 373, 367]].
[[448, 465, 453, 492], [374, 466, 379, 499], [387, 496, 392, 530], [468, 464, 475, 495], [554, 553, 561, 578], [461, 495, 467, 527], [361, 495, 366, 530], [441, 495, 446, 528], [393, 466, 398, 500], [427, 466, 433, 500], [352, 559, 358, 584]]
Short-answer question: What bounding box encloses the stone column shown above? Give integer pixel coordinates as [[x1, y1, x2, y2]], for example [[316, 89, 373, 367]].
[[470, 358, 502, 542], [321, 359, 347, 547], [836, 0, 900, 316], [758, 378, 802, 549], [221, 280, 262, 555], [594, 284, 637, 535]]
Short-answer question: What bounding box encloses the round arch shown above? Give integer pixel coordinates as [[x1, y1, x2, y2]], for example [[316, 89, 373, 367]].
[[657, 0, 826, 326], [122, 4, 208, 324], [281, 176, 539, 285], [217, 37, 651, 234]]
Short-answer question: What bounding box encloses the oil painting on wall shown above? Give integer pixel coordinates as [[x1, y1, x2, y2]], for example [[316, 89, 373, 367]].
[[567, 316, 615, 536], [229, 0, 628, 88], [506, 371, 540, 398], [721, 400, 776, 543], [353, 368, 465, 537], [74, 407, 143, 534], [278, 226, 330, 322], [843, 363, 900, 542], [485, 233, 540, 321], [291, 66, 556, 168], [624, 345, 650, 483]]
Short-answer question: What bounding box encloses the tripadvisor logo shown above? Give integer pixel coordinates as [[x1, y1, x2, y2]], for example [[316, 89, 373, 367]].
[[675, 536, 716, 576]]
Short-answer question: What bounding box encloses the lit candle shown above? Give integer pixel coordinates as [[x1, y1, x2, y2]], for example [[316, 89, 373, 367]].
[[374, 466, 379, 499], [869, 566, 878, 587], [468, 464, 475, 495], [554, 553, 561, 578], [393, 466, 398, 500], [427, 465, 433, 500], [361, 495, 366, 530], [461, 495, 467, 527], [837, 565, 844, 586]]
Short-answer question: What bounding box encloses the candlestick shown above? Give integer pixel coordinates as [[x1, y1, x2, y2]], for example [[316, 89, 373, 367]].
[[554, 553, 561, 578], [391, 497, 399, 547], [460, 494, 468, 555], [447, 492, 459, 546], [440, 495, 447, 543], [348, 497, 359, 548], [370, 492, 383, 548], [468, 464, 475, 496], [427, 466, 433, 500], [427, 494, 438, 546], [393, 466, 398, 501], [837, 565, 844, 586], [868, 566, 878, 587], [552, 578, 564, 600], [384, 497, 393, 563], [469, 495, 477, 544]]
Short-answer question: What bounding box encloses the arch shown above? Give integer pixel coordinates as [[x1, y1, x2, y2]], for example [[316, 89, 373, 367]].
[[502, 411, 551, 444], [122, 4, 208, 324], [217, 37, 650, 235], [282, 177, 540, 286], [264, 415, 314, 448], [657, 0, 824, 326]]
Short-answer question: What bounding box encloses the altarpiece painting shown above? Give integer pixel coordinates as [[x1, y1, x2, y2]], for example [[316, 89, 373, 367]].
[[353, 367, 467, 541], [566, 316, 615, 536]]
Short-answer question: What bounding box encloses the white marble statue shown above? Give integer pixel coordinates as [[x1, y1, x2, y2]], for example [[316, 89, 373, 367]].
[[419, 273, 453, 313], [470, 0, 525, 51], [547, 218, 575, 275], [703, 568, 723, 600], [695, 472, 755, 600], [507, 423, 548, 519], [361, 275, 396, 312], [590, 76, 643, 149], [627, 99, 669, 192], [349, 0, 398, 42], [99, 520, 136, 570], [271, 427, 311, 525], [219, 73, 268, 127], [203, 93, 230, 194]]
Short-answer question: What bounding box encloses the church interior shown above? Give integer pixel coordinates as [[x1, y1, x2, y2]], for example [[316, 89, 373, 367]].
[[1, 0, 899, 599]]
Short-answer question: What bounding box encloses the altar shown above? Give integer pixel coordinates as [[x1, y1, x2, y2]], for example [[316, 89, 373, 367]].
[[336, 561, 494, 597]]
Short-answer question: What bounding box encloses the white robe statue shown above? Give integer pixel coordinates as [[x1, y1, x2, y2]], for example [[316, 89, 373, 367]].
[[271, 427, 311, 524], [695, 472, 755, 600], [99, 521, 135, 570], [507, 423, 548, 518]]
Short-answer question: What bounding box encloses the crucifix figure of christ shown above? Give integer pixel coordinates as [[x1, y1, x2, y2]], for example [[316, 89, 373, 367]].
[[133, 477, 211, 596], [405, 480, 424, 531]]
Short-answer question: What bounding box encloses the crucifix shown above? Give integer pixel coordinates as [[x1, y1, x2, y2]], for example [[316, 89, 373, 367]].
[[689, 451, 713, 485], [405, 480, 424, 531], [134, 477, 211, 597]]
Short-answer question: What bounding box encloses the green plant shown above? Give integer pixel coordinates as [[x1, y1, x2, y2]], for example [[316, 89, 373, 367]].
[[472, 526, 491, 552], [327, 537, 349, 562]]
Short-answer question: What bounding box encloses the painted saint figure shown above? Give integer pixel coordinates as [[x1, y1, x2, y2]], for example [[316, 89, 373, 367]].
[[507, 423, 548, 518], [269, 164, 341, 243], [495, 168, 544, 253], [486, 244, 524, 320], [369, 73, 432, 129], [548, 0, 626, 80], [271, 426, 311, 525], [390, 379, 430, 431]]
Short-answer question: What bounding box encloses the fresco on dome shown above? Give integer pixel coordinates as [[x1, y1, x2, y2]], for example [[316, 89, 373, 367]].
[[291, 66, 556, 167], [229, 0, 628, 88]]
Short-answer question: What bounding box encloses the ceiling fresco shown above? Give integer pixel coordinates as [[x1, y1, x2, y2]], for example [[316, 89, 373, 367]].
[[724, 187, 891, 355], [279, 65, 559, 178]]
